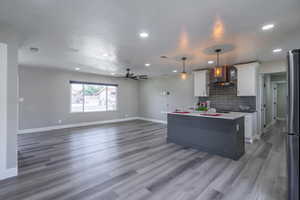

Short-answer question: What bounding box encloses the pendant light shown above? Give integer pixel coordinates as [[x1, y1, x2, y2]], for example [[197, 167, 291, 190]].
[[214, 49, 223, 78], [180, 57, 188, 80]]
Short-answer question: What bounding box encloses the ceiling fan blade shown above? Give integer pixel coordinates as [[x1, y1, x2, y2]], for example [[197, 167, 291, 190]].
[[124, 68, 148, 80]]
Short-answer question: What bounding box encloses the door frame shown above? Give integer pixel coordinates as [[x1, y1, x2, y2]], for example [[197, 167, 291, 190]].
[[257, 74, 264, 136], [260, 74, 270, 133], [272, 81, 287, 121]]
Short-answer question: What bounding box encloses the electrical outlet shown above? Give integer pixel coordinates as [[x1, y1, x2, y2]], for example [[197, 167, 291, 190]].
[[58, 120, 62, 124], [236, 124, 240, 131], [125, 114, 130, 118]]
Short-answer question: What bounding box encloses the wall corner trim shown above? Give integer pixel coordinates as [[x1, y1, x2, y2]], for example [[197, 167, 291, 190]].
[[0, 167, 18, 181], [18, 117, 140, 134]]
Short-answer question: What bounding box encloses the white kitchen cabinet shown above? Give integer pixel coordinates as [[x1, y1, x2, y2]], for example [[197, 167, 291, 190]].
[[244, 112, 258, 143], [232, 111, 257, 143], [235, 62, 259, 96], [194, 70, 209, 97]]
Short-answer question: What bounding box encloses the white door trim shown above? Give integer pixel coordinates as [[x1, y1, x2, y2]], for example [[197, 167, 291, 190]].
[[0, 43, 8, 172], [0, 167, 17, 181], [272, 83, 278, 123]]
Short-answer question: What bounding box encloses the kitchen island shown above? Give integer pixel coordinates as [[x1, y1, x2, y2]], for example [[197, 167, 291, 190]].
[[167, 112, 245, 160]]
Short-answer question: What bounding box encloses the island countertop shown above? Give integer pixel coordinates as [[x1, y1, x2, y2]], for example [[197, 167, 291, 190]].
[[168, 111, 246, 120], [167, 112, 245, 160]]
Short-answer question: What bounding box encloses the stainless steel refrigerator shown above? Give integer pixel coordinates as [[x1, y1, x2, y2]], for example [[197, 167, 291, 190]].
[[287, 49, 299, 200]]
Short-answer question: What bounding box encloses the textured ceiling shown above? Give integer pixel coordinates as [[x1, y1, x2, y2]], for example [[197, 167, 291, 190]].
[[0, 0, 300, 77]]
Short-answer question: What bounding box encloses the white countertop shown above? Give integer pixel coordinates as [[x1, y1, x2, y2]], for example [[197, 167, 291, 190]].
[[168, 111, 246, 120]]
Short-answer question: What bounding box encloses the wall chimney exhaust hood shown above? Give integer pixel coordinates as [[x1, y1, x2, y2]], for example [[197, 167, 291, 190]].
[[210, 49, 236, 87]]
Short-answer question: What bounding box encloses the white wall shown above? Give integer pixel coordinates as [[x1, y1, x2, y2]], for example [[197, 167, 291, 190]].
[[138, 74, 198, 122], [0, 26, 18, 180], [0, 42, 8, 176], [18, 66, 139, 131], [259, 60, 287, 74]]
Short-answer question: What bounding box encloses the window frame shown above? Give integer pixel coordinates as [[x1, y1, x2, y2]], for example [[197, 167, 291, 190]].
[[69, 81, 118, 113]]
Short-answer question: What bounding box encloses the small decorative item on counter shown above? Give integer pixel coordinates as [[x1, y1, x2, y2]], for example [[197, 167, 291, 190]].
[[196, 101, 208, 111], [175, 109, 182, 112], [173, 108, 190, 114]]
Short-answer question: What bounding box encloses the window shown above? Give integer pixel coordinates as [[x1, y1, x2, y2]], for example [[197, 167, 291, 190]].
[[70, 81, 118, 112]]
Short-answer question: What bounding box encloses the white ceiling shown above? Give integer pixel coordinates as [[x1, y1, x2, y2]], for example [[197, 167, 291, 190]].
[[1, 0, 300, 77]]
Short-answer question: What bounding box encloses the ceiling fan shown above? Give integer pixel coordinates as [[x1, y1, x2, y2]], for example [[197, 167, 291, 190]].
[[124, 68, 148, 80]]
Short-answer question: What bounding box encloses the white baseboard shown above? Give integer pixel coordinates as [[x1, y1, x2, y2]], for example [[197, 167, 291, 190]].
[[254, 134, 261, 141], [245, 137, 253, 144], [263, 120, 276, 133], [0, 167, 17, 181], [18, 117, 140, 134], [138, 117, 167, 124]]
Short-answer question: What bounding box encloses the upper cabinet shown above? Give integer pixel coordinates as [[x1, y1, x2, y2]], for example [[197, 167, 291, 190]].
[[235, 62, 260, 96], [194, 70, 209, 97]]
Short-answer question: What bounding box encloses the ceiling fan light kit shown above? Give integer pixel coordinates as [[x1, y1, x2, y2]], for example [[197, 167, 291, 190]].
[[124, 68, 148, 80]]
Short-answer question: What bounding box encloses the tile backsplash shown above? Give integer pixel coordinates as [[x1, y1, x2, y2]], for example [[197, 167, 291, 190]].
[[198, 70, 256, 111], [199, 95, 256, 111]]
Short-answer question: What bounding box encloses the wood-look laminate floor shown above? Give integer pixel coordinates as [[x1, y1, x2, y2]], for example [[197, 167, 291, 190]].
[[0, 120, 287, 200]]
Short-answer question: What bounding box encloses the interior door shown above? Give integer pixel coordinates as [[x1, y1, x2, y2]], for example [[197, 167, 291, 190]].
[[262, 75, 268, 130], [272, 84, 278, 121]]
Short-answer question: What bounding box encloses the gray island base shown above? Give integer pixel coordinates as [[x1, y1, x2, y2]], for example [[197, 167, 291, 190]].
[[167, 113, 245, 160]]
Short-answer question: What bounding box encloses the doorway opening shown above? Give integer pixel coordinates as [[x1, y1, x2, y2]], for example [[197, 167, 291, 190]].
[[261, 72, 287, 132]]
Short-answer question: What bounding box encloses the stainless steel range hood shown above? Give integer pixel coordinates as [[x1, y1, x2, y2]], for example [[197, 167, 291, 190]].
[[211, 66, 236, 87]]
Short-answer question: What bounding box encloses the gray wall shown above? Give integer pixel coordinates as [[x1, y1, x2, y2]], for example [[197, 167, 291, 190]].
[[277, 83, 287, 119], [138, 75, 198, 122], [0, 26, 18, 171], [19, 67, 139, 130]]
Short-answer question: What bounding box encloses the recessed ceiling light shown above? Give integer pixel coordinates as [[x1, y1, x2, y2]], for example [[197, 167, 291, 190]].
[[262, 24, 275, 31], [111, 72, 115, 75], [145, 63, 151, 67], [208, 60, 214, 64], [102, 53, 109, 57], [139, 32, 149, 38], [273, 48, 282, 53], [75, 67, 80, 71], [173, 70, 178, 73], [69, 48, 79, 52]]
